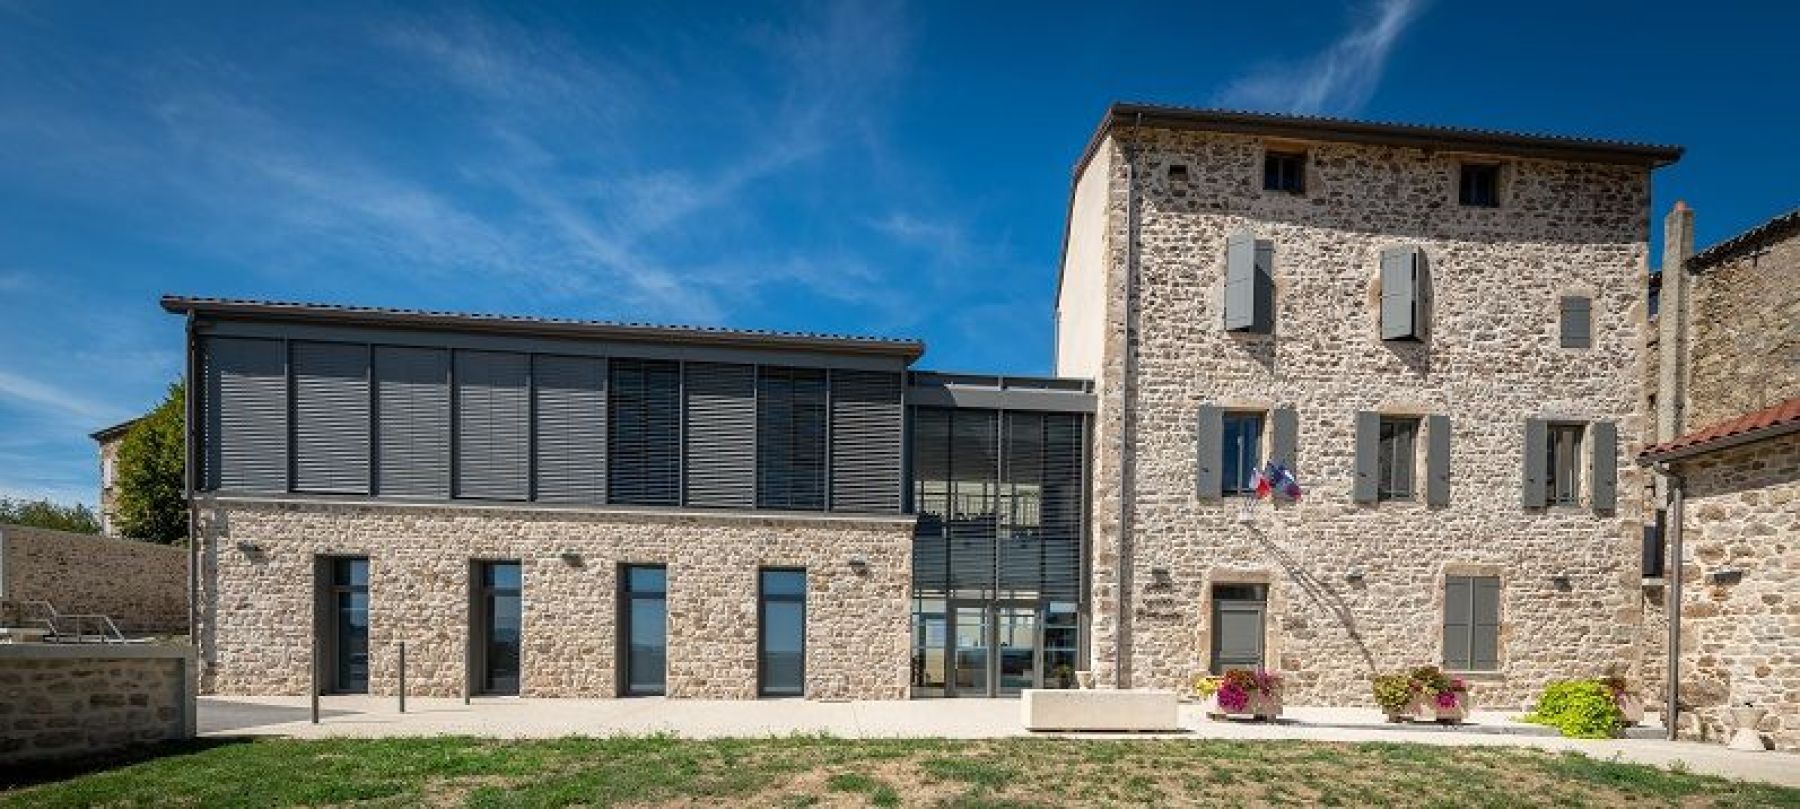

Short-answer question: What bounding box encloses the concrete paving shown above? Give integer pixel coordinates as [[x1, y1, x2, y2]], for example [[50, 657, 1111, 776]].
[[199, 696, 1799, 789]]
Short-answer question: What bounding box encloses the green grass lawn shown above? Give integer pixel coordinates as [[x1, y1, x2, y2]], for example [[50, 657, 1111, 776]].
[[4, 736, 1796, 808]]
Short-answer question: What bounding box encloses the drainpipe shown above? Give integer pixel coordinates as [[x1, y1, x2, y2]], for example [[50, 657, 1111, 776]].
[[1115, 112, 1142, 690], [1659, 461, 1684, 741]]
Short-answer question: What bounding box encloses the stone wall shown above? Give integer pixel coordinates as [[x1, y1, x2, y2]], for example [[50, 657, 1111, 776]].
[[1685, 232, 1800, 430], [194, 496, 914, 700], [98, 433, 124, 536], [1671, 433, 1800, 751], [0, 525, 187, 634], [0, 644, 195, 764], [1069, 126, 1655, 707]]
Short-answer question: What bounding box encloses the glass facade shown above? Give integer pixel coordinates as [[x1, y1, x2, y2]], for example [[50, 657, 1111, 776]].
[[621, 565, 668, 696], [758, 569, 806, 696]]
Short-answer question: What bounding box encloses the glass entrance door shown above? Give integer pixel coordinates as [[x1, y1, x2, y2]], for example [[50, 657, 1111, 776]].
[[330, 558, 369, 694], [994, 604, 1038, 695], [950, 603, 989, 696], [478, 562, 522, 695]]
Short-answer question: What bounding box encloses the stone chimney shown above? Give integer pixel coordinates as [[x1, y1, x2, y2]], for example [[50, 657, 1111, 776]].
[[1656, 201, 1695, 441]]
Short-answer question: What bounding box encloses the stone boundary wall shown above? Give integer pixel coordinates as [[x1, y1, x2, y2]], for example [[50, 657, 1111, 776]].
[[0, 525, 187, 634], [1672, 433, 1800, 751], [0, 644, 196, 764], [1685, 233, 1800, 430]]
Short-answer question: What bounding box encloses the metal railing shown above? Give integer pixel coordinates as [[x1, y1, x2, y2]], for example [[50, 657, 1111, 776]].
[[20, 600, 128, 644]]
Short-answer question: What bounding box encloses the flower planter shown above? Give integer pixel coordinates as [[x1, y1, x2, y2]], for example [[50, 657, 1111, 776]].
[[1205, 691, 1283, 721], [1615, 693, 1644, 727], [1410, 692, 1470, 724]]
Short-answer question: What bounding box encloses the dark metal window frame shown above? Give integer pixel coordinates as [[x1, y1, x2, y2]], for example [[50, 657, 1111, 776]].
[[618, 564, 668, 697], [1458, 163, 1501, 207], [471, 559, 523, 696], [1262, 150, 1306, 193], [1377, 416, 1421, 501], [756, 568, 807, 697], [318, 555, 370, 695]]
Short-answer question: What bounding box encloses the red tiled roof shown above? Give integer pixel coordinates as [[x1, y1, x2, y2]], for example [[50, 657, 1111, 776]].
[[1639, 397, 1800, 462]]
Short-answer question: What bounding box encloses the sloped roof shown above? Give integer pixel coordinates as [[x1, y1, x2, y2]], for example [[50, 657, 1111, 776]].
[[1639, 396, 1800, 463], [89, 416, 143, 443], [1687, 207, 1800, 272]]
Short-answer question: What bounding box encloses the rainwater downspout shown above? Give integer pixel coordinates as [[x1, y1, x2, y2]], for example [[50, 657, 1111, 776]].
[[1659, 461, 1685, 741]]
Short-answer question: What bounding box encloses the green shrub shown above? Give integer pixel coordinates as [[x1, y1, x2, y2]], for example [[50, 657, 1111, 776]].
[[1371, 674, 1414, 715], [1523, 679, 1624, 739]]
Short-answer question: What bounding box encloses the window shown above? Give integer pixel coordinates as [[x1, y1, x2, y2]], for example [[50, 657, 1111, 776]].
[[475, 561, 521, 695], [1377, 417, 1420, 500], [759, 569, 806, 697], [1221, 413, 1264, 495], [1210, 583, 1267, 674], [619, 565, 667, 696], [1459, 164, 1500, 207], [1643, 510, 1667, 579], [323, 557, 369, 694], [102, 456, 116, 488], [1378, 246, 1430, 341], [1559, 296, 1592, 349], [1443, 576, 1500, 671], [608, 359, 682, 506], [1263, 151, 1305, 193], [756, 367, 828, 510], [1546, 424, 1584, 506]]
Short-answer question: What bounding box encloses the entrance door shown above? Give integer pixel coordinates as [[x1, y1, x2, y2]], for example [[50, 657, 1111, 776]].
[[994, 603, 1039, 695], [478, 562, 522, 695], [328, 558, 369, 694], [911, 599, 947, 695], [1210, 584, 1267, 674], [950, 602, 989, 696]]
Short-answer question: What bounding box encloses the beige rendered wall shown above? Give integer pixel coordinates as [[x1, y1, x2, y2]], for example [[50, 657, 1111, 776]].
[[0, 525, 187, 634], [194, 497, 914, 700], [1054, 136, 1114, 380], [1081, 125, 1655, 708]]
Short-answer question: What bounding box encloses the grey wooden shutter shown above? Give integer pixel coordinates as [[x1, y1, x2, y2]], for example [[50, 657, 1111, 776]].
[[608, 358, 682, 506], [1471, 576, 1501, 671], [205, 337, 287, 492], [1589, 420, 1617, 512], [1413, 249, 1432, 341], [1425, 414, 1451, 507], [1224, 230, 1273, 333], [1270, 405, 1298, 473], [1379, 247, 1416, 341], [1352, 411, 1380, 503], [291, 341, 370, 494], [757, 366, 828, 510], [533, 355, 605, 503], [683, 362, 756, 509], [374, 346, 449, 498], [454, 350, 530, 500], [1522, 418, 1548, 508], [1194, 404, 1222, 499], [829, 370, 903, 513], [1443, 576, 1472, 670], [1560, 296, 1592, 349]]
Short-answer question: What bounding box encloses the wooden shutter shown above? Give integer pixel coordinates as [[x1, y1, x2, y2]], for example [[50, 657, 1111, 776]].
[[1443, 576, 1472, 670], [291, 341, 370, 494], [205, 337, 287, 492], [374, 346, 449, 498], [1471, 577, 1501, 671], [608, 359, 682, 506], [1425, 414, 1451, 507], [1353, 411, 1380, 503], [453, 351, 530, 500], [1379, 247, 1417, 340], [1270, 406, 1298, 472], [533, 355, 605, 504], [1224, 230, 1273, 333], [1560, 296, 1592, 349], [1194, 405, 1222, 499], [829, 370, 903, 513], [683, 362, 756, 509], [1521, 418, 1548, 508], [1589, 420, 1618, 512], [1413, 250, 1432, 341]]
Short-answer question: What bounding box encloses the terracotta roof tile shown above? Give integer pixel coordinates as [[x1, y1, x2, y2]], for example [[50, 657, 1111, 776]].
[[1640, 396, 1800, 461]]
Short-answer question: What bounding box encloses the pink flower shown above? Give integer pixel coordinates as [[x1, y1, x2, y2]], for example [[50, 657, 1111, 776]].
[[1436, 690, 1460, 710], [1217, 682, 1250, 713]]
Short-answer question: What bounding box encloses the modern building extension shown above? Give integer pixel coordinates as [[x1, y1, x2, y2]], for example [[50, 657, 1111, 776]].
[[176, 103, 1692, 708]]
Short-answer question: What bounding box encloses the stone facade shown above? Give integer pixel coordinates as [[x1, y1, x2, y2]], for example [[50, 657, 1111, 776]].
[[0, 644, 196, 764], [194, 496, 913, 700], [1059, 124, 1656, 707], [1667, 434, 1800, 751], [0, 525, 188, 634], [1684, 220, 1800, 429]]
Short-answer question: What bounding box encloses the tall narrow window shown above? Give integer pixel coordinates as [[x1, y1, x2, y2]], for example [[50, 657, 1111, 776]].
[[757, 367, 828, 510], [475, 561, 521, 695], [608, 359, 681, 506], [1459, 164, 1500, 207], [620, 565, 667, 696], [1546, 424, 1584, 506], [758, 569, 806, 697], [325, 558, 369, 694], [1221, 413, 1264, 495], [1263, 151, 1305, 193], [1377, 417, 1420, 500], [1444, 576, 1501, 671]]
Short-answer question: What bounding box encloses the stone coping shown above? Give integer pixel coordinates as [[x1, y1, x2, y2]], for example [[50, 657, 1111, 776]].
[[0, 642, 197, 661], [200, 493, 921, 528]]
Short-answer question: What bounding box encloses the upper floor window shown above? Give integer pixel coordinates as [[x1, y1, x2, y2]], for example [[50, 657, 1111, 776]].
[[1545, 423, 1584, 507], [1559, 295, 1592, 349], [1221, 412, 1264, 495], [1459, 163, 1500, 207], [1377, 417, 1420, 501], [1263, 151, 1305, 193], [756, 366, 828, 510]]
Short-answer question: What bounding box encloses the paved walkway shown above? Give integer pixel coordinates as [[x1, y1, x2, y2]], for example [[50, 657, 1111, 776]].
[[200, 696, 1798, 789]]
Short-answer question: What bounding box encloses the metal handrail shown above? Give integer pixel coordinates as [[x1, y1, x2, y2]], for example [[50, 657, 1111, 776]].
[[18, 600, 127, 643]]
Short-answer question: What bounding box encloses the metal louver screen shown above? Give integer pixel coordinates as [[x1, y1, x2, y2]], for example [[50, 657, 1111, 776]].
[[829, 370, 903, 513], [533, 355, 606, 503], [756, 366, 827, 510], [999, 412, 1083, 600], [910, 408, 952, 593], [292, 341, 370, 494], [684, 362, 756, 508], [608, 358, 681, 506], [204, 336, 287, 492], [454, 350, 530, 500], [374, 346, 449, 498]]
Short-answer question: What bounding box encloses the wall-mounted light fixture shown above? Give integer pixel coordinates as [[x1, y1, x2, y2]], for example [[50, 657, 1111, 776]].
[[1150, 567, 1173, 588], [848, 555, 869, 575], [559, 551, 584, 568], [1707, 568, 1743, 585], [234, 540, 261, 555], [1345, 568, 1366, 582], [1551, 574, 1573, 591]]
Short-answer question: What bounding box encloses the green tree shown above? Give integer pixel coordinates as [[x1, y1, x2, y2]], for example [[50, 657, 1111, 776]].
[[116, 381, 187, 543], [0, 497, 101, 533]]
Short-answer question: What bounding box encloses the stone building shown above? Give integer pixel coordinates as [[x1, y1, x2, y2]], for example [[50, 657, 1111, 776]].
[[1641, 204, 1800, 750], [89, 417, 140, 535], [1054, 105, 1680, 707], [178, 104, 1694, 709]]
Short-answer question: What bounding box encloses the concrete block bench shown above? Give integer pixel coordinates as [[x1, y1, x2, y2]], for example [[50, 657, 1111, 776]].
[[1021, 688, 1181, 732]]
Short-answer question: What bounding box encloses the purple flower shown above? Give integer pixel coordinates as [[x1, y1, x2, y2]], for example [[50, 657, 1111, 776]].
[[1217, 682, 1250, 713], [1436, 690, 1460, 710]]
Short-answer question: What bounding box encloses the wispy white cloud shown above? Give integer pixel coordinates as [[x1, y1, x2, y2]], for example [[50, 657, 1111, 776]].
[[1214, 0, 1425, 116], [0, 369, 129, 428]]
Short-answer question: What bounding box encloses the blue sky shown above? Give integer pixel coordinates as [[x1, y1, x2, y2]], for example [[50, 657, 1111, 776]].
[[1, 1, 1795, 508]]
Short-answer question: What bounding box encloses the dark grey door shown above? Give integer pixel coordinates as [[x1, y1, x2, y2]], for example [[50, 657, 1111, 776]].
[[1210, 584, 1267, 674], [621, 566, 667, 696], [329, 558, 369, 694], [477, 562, 522, 695]]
